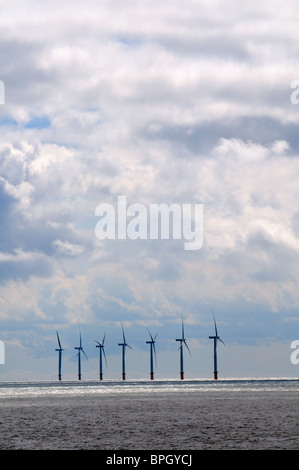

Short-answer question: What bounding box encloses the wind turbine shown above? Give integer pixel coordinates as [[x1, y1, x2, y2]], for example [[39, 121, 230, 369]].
[[95, 332, 107, 380], [118, 324, 133, 380], [176, 318, 191, 380], [209, 312, 225, 380], [74, 330, 88, 380], [55, 331, 64, 381], [146, 328, 157, 380]]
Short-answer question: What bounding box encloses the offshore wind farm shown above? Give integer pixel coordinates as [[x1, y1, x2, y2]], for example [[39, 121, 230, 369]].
[[12, 320, 299, 451], [55, 316, 225, 382]]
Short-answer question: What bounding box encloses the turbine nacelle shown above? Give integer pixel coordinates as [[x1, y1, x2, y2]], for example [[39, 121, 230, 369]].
[[55, 331, 63, 350]]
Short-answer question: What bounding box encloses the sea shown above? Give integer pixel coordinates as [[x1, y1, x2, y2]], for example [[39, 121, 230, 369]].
[[0, 378, 298, 452]]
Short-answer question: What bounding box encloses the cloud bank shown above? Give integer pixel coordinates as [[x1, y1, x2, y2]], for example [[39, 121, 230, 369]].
[[1, 0, 299, 378]]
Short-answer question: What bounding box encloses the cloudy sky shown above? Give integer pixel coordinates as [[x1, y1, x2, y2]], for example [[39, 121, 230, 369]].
[[1, 0, 299, 380]]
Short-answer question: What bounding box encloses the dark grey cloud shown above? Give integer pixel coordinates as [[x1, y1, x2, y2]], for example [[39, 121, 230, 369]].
[[0, 250, 53, 282], [142, 116, 299, 155]]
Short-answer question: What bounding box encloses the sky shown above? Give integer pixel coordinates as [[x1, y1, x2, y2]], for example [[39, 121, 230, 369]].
[[1, 0, 299, 381]]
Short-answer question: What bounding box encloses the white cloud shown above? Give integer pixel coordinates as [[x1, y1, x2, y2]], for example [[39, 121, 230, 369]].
[[52, 239, 84, 257], [0, 276, 47, 321]]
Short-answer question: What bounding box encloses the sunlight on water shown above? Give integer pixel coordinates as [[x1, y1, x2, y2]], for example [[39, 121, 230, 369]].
[[0, 377, 298, 398]]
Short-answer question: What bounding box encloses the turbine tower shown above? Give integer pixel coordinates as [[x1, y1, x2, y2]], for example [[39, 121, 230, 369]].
[[118, 324, 132, 380], [55, 331, 64, 381], [146, 328, 157, 380], [209, 312, 225, 380], [95, 333, 107, 380], [176, 318, 191, 380], [74, 330, 88, 380]]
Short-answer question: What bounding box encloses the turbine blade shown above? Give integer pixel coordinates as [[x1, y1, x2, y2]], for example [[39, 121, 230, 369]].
[[210, 308, 219, 337], [82, 349, 88, 360], [122, 324, 126, 344], [184, 340, 191, 356], [102, 332, 106, 345], [213, 313, 218, 337], [219, 337, 225, 346], [103, 348, 107, 367], [95, 340, 101, 346], [79, 329, 82, 348], [147, 327, 154, 342], [154, 332, 158, 341], [182, 317, 185, 339], [56, 331, 62, 349]]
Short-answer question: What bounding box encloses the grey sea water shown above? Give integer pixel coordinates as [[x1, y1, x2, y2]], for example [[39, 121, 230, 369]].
[[0, 378, 298, 450]]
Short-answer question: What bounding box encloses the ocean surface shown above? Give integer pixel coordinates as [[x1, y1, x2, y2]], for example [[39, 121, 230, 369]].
[[0, 378, 298, 450]]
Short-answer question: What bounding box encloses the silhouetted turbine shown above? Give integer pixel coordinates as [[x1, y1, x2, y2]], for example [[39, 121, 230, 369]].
[[209, 312, 225, 380], [55, 331, 64, 381], [74, 330, 88, 380], [95, 332, 107, 380], [176, 318, 191, 380], [118, 324, 132, 380], [146, 328, 157, 380]]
